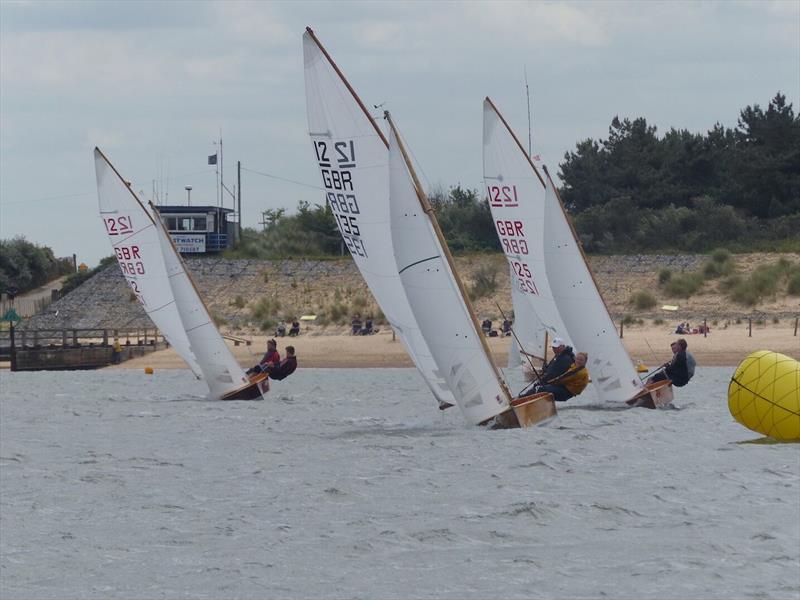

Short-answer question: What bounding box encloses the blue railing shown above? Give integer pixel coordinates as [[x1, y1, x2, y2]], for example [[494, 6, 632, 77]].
[[205, 233, 228, 252]]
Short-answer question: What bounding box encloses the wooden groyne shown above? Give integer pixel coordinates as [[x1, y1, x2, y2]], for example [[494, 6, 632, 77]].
[[0, 328, 164, 371]]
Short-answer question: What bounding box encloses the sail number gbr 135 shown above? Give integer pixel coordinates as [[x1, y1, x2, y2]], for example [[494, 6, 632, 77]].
[[313, 140, 367, 258]]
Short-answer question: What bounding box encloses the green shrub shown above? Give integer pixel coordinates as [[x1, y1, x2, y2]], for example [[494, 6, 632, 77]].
[[468, 264, 498, 300], [653, 318, 665, 326], [232, 295, 246, 308], [657, 269, 672, 285], [327, 302, 348, 324], [664, 272, 703, 298], [788, 272, 800, 296], [629, 290, 657, 310], [352, 295, 368, 310], [251, 296, 281, 321], [710, 248, 732, 263]]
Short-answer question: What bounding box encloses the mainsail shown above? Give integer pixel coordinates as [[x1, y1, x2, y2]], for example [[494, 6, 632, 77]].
[[95, 148, 202, 378], [151, 206, 254, 400], [542, 171, 644, 402], [303, 28, 454, 406], [482, 98, 570, 361], [387, 115, 511, 425]]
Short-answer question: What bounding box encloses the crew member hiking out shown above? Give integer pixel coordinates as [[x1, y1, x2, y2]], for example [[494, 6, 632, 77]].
[[649, 338, 693, 387], [264, 345, 297, 381], [247, 339, 280, 376]]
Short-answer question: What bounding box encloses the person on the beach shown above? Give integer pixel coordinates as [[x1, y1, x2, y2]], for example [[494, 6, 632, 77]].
[[649, 338, 691, 387], [535, 350, 589, 402], [247, 339, 280, 375], [264, 345, 297, 381]]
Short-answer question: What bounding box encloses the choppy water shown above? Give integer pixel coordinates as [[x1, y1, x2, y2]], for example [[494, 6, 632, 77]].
[[1, 367, 798, 600]]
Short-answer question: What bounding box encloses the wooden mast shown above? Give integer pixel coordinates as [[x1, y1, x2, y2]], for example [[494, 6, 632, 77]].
[[384, 111, 513, 404]]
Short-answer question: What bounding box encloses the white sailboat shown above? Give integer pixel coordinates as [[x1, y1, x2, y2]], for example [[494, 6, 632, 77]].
[[95, 148, 269, 401], [303, 28, 455, 408], [386, 112, 555, 427], [482, 100, 672, 407], [483, 98, 571, 363]]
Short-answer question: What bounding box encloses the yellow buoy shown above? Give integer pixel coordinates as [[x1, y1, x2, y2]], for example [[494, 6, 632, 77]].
[[144, 367, 154, 375], [728, 351, 800, 441]]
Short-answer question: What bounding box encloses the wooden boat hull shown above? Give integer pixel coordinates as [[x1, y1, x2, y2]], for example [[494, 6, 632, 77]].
[[220, 373, 270, 401], [487, 392, 557, 429], [627, 380, 674, 409]]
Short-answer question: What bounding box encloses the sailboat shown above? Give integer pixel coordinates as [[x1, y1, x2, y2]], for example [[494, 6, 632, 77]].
[[303, 28, 455, 409], [482, 98, 571, 366], [95, 148, 269, 401], [481, 98, 672, 407], [386, 112, 555, 427]]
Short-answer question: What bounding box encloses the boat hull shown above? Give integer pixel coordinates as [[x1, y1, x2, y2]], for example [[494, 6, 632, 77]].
[[627, 380, 674, 409], [220, 373, 270, 401], [487, 392, 557, 428]]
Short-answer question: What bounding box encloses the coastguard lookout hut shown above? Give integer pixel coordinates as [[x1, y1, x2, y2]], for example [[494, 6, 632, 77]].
[[154, 206, 237, 253]]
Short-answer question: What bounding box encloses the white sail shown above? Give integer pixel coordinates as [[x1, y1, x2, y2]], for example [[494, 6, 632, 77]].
[[151, 210, 254, 400], [388, 122, 510, 425], [303, 28, 455, 406], [482, 99, 570, 358], [543, 174, 644, 401], [94, 148, 202, 378], [508, 266, 544, 364]]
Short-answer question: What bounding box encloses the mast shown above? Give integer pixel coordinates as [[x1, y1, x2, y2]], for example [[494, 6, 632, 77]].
[[525, 68, 532, 158], [384, 111, 513, 403], [485, 97, 545, 187], [304, 27, 389, 148]]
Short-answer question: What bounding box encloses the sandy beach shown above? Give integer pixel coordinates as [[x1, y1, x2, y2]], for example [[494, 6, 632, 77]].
[[114, 324, 799, 371]]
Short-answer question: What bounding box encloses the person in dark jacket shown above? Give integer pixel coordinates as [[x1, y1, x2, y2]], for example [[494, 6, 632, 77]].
[[540, 337, 575, 383], [264, 345, 297, 381], [534, 337, 577, 401], [649, 338, 690, 387], [246, 339, 280, 375]]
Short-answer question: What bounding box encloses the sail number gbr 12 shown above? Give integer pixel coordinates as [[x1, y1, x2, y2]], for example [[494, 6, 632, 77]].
[[313, 139, 367, 258]]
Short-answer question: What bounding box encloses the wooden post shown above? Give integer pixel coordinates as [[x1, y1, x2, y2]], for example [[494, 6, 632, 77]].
[[748, 318, 752, 338], [9, 321, 16, 372], [20, 330, 27, 348], [795, 317, 798, 337], [72, 329, 78, 347], [703, 318, 707, 338], [62, 329, 67, 346], [102, 330, 108, 346], [620, 321, 624, 339], [144, 329, 148, 344], [33, 330, 39, 347]]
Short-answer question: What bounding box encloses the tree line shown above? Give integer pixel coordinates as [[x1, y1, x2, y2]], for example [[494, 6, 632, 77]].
[[0, 237, 74, 296], [228, 92, 797, 258]]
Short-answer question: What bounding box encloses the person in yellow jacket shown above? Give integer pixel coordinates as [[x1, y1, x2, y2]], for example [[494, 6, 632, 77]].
[[536, 352, 590, 402]]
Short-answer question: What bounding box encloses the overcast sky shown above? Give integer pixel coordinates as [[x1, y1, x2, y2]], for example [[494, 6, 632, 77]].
[[1, 0, 798, 266]]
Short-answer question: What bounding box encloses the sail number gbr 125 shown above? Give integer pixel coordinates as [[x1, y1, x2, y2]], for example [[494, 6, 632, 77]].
[[314, 140, 367, 258]]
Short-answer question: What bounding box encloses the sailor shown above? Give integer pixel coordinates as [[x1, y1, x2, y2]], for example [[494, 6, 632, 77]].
[[264, 345, 297, 381], [649, 338, 691, 387], [247, 339, 280, 375], [536, 350, 589, 402], [539, 337, 575, 384]]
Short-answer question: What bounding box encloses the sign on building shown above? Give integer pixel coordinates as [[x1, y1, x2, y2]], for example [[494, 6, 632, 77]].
[[171, 234, 206, 253]]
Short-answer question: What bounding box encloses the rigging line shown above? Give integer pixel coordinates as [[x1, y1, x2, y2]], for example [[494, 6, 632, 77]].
[[494, 301, 543, 387], [388, 113, 434, 193], [399, 255, 440, 274], [730, 376, 800, 416], [240, 167, 324, 191], [1, 191, 94, 206]]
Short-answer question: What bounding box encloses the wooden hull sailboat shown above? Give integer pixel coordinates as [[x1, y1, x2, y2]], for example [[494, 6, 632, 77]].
[[95, 148, 268, 401], [483, 99, 672, 408]]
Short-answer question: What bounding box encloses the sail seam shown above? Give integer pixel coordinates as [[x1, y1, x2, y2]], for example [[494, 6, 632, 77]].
[[399, 255, 440, 274]]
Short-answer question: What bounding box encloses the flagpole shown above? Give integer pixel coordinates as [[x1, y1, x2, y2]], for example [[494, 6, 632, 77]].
[[525, 67, 532, 158], [219, 130, 224, 209]]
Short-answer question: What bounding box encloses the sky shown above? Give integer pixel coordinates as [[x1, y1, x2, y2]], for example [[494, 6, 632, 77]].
[[1, 0, 798, 266]]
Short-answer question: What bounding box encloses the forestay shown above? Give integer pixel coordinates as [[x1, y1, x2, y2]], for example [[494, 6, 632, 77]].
[[388, 123, 510, 425], [152, 212, 252, 400], [542, 175, 644, 402], [94, 148, 202, 378], [303, 28, 454, 406], [482, 99, 570, 360]]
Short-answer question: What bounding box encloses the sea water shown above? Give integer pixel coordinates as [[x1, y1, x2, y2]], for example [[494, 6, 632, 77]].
[[1, 368, 798, 600]]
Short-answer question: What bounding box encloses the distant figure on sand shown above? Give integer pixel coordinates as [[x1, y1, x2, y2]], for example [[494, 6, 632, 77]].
[[351, 314, 362, 335], [481, 318, 492, 336], [264, 346, 297, 381], [501, 319, 512, 336], [289, 320, 300, 337], [649, 338, 694, 387]]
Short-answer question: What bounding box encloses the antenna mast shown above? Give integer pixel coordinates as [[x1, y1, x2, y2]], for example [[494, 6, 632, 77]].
[[525, 67, 532, 157]]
